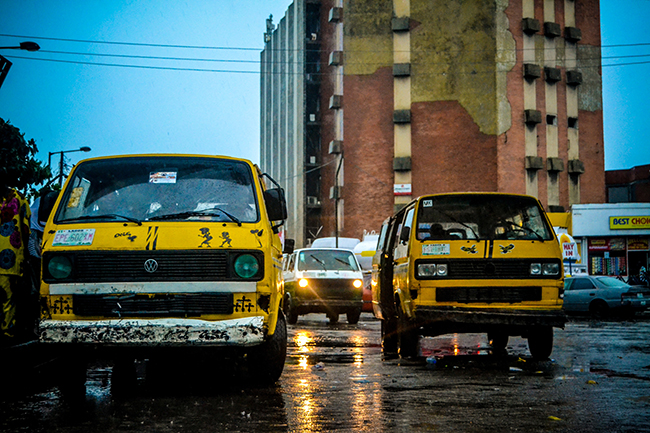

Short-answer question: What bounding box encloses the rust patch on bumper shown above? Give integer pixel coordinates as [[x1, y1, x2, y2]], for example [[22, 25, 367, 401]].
[[39, 316, 265, 347]]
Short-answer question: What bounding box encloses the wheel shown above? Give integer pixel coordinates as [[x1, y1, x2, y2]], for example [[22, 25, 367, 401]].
[[284, 297, 298, 325], [396, 305, 418, 358], [248, 311, 287, 385], [111, 357, 137, 395], [381, 318, 398, 358], [488, 332, 509, 352], [589, 300, 609, 319], [346, 308, 361, 324], [327, 312, 339, 324], [527, 326, 553, 360], [58, 356, 87, 398]]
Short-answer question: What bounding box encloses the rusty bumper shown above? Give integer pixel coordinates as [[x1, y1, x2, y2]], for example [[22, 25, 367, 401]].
[[39, 316, 266, 347]]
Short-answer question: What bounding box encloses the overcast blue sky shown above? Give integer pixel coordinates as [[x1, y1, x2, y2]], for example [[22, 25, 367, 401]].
[[0, 0, 648, 180]]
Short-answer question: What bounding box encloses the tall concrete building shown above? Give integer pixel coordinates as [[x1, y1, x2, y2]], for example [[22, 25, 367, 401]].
[[261, 0, 605, 247]]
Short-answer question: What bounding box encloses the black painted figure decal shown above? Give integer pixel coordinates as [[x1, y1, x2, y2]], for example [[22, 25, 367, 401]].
[[199, 227, 213, 248], [219, 231, 232, 248], [499, 243, 515, 254], [461, 245, 478, 254], [250, 229, 263, 247]]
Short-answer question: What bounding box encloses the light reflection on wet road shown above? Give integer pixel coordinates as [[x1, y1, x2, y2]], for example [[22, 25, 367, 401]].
[[2, 314, 650, 432]]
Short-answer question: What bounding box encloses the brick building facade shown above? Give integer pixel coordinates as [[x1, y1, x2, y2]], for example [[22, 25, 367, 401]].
[[261, 0, 605, 247]]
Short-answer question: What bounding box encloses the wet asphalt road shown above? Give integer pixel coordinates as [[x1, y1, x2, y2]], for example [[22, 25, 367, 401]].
[[2, 313, 650, 432]]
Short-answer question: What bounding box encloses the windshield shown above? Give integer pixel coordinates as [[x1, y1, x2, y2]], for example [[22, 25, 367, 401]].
[[55, 156, 259, 223], [416, 194, 554, 241], [297, 249, 360, 272]]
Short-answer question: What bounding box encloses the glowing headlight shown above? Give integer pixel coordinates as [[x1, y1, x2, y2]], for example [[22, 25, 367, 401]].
[[436, 264, 448, 276], [299, 278, 309, 287], [353, 279, 363, 288], [48, 256, 72, 279], [530, 263, 542, 275], [542, 263, 560, 275]]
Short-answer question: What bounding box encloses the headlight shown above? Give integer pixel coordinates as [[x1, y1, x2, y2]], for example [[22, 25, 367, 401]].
[[299, 278, 309, 287], [542, 263, 560, 275], [530, 263, 542, 275], [234, 254, 260, 279], [418, 263, 448, 277], [418, 263, 437, 277], [48, 256, 72, 279], [353, 279, 363, 288]]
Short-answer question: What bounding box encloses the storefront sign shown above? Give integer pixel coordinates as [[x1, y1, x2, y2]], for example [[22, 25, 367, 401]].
[[610, 216, 650, 230], [628, 238, 649, 251], [588, 239, 609, 251]]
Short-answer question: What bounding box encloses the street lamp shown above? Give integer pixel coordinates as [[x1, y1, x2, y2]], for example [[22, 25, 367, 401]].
[[0, 41, 41, 89], [48, 147, 92, 187]]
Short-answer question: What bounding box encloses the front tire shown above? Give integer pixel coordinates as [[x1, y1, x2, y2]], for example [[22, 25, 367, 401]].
[[488, 332, 509, 352], [249, 311, 287, 385], [527, 326, 553, 360], [346, 308, 361, 324], [397, 305, 418, 358], [589, 300, 609, 319], [284, 297, 298, 325]]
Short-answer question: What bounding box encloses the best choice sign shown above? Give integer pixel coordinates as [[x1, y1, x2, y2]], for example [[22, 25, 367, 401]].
[[610, 216, 650, 230]]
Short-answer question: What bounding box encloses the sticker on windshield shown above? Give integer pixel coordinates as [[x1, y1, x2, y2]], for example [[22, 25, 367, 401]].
[[422, 243, 450, 255], [67, 187, 84, 208], [422, 199, 433, 207], [149, 171, 177, 184], [52, 229, 96, 246]]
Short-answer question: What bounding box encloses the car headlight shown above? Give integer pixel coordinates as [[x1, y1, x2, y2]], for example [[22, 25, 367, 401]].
[[418, 263, 448, 277], [48, 256, 72, 279], [233, 254, 260, 279], [299, 278, 309, 287], [542, 263, 560, 276], [353, 279, 363, 288], [530, 263, 542, 275]]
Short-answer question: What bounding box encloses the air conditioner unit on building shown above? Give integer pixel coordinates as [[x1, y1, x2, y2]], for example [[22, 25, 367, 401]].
[[309, 114, 316, 122], [307, 196, 321, 206]]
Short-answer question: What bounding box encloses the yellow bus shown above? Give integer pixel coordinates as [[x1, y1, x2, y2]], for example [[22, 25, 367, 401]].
[[39, 154, 290, 387], [371, 193, 566, 359]]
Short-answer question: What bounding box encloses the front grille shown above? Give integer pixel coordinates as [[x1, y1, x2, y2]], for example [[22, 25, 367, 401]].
[[298, 278, 361, 300], [73, 293, 234, 317], [416, 259, 561, 279], [436, 287, 542, 303], [43, 250, 263, 283]]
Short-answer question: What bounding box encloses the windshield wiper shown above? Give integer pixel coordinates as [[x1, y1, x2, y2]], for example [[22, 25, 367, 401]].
[[309, 254, 327, 271], [500, 221, 545, 241], [58, 214, 142, 226], [147, 207, 242, 226], [335, 257, 354, 270]]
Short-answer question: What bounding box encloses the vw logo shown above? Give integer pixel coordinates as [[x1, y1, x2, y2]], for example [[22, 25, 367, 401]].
[[144, 259, 159, 273]]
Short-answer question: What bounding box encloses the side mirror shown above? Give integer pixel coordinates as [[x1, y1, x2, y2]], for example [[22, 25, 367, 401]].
[[39, 191, 59, 223], [399, 226, 411, 244], [264, 187, 288, 222], [283, 238, 295, 254]]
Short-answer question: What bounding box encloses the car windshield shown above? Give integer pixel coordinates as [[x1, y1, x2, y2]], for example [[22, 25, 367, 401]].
[[595, 277, 629, 288], [297, 249, 360, 272], [55, 156, 259, 224], [416, 194, 554, 241]]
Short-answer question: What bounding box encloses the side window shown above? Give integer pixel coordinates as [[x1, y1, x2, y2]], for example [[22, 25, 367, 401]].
[[376, 222, 390, 254], [572, 278, 595, 290], [288, 254, 295, 272], [394, 207, 415, 260]]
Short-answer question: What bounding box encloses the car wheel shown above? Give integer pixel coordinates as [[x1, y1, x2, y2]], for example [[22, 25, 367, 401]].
[[589, 300, 609, 319], [527, 326, 553, 360], [327, 312, 339, 324], [248, 311, 287, 385], [346, 308, 361, 324], [381, 317, 398, 358], [396, 305, 418, 358], [284, 297, 298, 325], [488, 332, 509, 352]]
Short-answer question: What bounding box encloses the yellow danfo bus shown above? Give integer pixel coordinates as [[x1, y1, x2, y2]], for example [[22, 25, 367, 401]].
[[372, 193, 566, 360], [39, 154, 291, 388]]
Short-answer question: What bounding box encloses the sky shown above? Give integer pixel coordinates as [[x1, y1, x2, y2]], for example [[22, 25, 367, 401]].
[[0, 0, 649, 183]]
